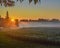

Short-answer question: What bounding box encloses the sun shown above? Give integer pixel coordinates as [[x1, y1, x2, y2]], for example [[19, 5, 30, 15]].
[[11, 19, 15, 22]]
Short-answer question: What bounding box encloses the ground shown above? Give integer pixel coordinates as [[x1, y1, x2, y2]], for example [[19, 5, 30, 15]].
[[0, 27, 60, 48]]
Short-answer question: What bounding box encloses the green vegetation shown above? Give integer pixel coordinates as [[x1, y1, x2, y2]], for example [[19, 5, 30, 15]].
[[0, 27, 60, 48]]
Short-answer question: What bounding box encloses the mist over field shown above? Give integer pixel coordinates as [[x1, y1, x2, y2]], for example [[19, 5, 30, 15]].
[[19, 22, 60, 28]]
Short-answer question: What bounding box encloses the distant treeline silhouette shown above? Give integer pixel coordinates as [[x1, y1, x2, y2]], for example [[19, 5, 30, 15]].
[[0, 11, 19, 27], [20, 18, 60, 22]]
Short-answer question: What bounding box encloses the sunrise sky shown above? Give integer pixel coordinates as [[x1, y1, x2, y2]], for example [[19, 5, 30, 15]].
[[0, 0, 60, 20]]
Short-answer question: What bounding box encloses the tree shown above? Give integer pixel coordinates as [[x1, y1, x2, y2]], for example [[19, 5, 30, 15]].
[[0, 0, 41, 7]]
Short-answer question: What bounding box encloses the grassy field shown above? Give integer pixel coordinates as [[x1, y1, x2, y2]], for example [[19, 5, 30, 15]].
[[0, 27, 60, 48]]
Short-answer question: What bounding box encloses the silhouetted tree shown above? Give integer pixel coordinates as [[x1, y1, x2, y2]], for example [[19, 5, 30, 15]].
[[0, 0, 41, 7], [15, 19, 19, 27]]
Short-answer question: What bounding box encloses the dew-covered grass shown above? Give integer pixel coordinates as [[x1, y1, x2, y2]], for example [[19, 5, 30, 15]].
[[0, 27, 60, 48]]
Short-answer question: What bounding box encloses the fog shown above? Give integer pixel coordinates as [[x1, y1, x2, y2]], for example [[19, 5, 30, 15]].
[[19, 22, 60, 28], [0, 22, 60, 30]]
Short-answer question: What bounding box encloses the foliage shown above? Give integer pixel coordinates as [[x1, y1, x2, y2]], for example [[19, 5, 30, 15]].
[[0, 0, 41, 7]]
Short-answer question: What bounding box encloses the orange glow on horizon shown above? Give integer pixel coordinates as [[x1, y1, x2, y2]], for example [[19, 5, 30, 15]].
[[11, 19, 15, 22]]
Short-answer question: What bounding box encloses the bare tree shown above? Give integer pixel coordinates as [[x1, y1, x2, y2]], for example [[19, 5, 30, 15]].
[[0, 0, 41, 7]]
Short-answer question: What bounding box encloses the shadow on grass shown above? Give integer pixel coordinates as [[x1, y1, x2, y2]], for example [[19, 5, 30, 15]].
[[6, 34, 60, 46]]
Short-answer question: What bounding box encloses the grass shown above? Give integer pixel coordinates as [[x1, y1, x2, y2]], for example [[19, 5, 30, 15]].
[[0, 27, 60, 48]]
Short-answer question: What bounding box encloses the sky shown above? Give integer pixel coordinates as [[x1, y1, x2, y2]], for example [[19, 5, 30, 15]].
[[0, 0, 60, 20]]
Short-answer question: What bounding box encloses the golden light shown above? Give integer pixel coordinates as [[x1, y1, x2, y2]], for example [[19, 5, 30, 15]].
[[11, 19, 15, 22]]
